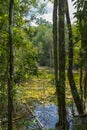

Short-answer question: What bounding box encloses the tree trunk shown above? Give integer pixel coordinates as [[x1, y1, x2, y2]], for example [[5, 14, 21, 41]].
[[53, 0, 59, 112], [84, 68, 87, 101], [53, 0, 68, 129], [8, 0, 14, 129], [53, 0, 58, 82], [65, 0, 84, 114], [79, 64, 83, 102], [57, 0, 68, 129]]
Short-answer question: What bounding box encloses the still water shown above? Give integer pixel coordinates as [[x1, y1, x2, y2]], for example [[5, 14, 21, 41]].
[[28, 104, 74, 130]]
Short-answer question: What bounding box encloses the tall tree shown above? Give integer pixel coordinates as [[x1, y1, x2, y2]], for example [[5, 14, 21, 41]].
[[65, 0, 84, 114], [8, 0, 14, 129], [58, 0, 67, 129], [53, 0, 58, 113], [53, 0, 68, 129]]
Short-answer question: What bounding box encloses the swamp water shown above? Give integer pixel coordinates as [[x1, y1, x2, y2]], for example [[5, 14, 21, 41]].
[[27, 104, 74, 130], [18, 103, 87, 130]]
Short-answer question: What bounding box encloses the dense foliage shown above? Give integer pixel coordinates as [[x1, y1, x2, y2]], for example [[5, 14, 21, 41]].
[[0, 0, 87, 130]]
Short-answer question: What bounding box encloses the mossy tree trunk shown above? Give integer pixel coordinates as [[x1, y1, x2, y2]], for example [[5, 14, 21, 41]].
[[8, 0, 14, 129], [53, 0, 59, 114], [58, 0, 68, 129], [53, 0, 68, 129]]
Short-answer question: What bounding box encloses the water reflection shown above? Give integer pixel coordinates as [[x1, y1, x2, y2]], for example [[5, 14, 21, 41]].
[[16, 103, 87, 130], [35, 104, 58, 129], [28, 104, 74, 130]]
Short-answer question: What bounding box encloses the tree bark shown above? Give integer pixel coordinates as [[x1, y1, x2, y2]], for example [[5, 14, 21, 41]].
[[65, 0, 84, 114], [53, 0, 58, 86], [58, 0, 68, 129], [79, 65, 83, 102], [53, 0, 68, 129], [84, 68, 87, 101], [53, 0, 59, 115], [8, 0, 14, 129]]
